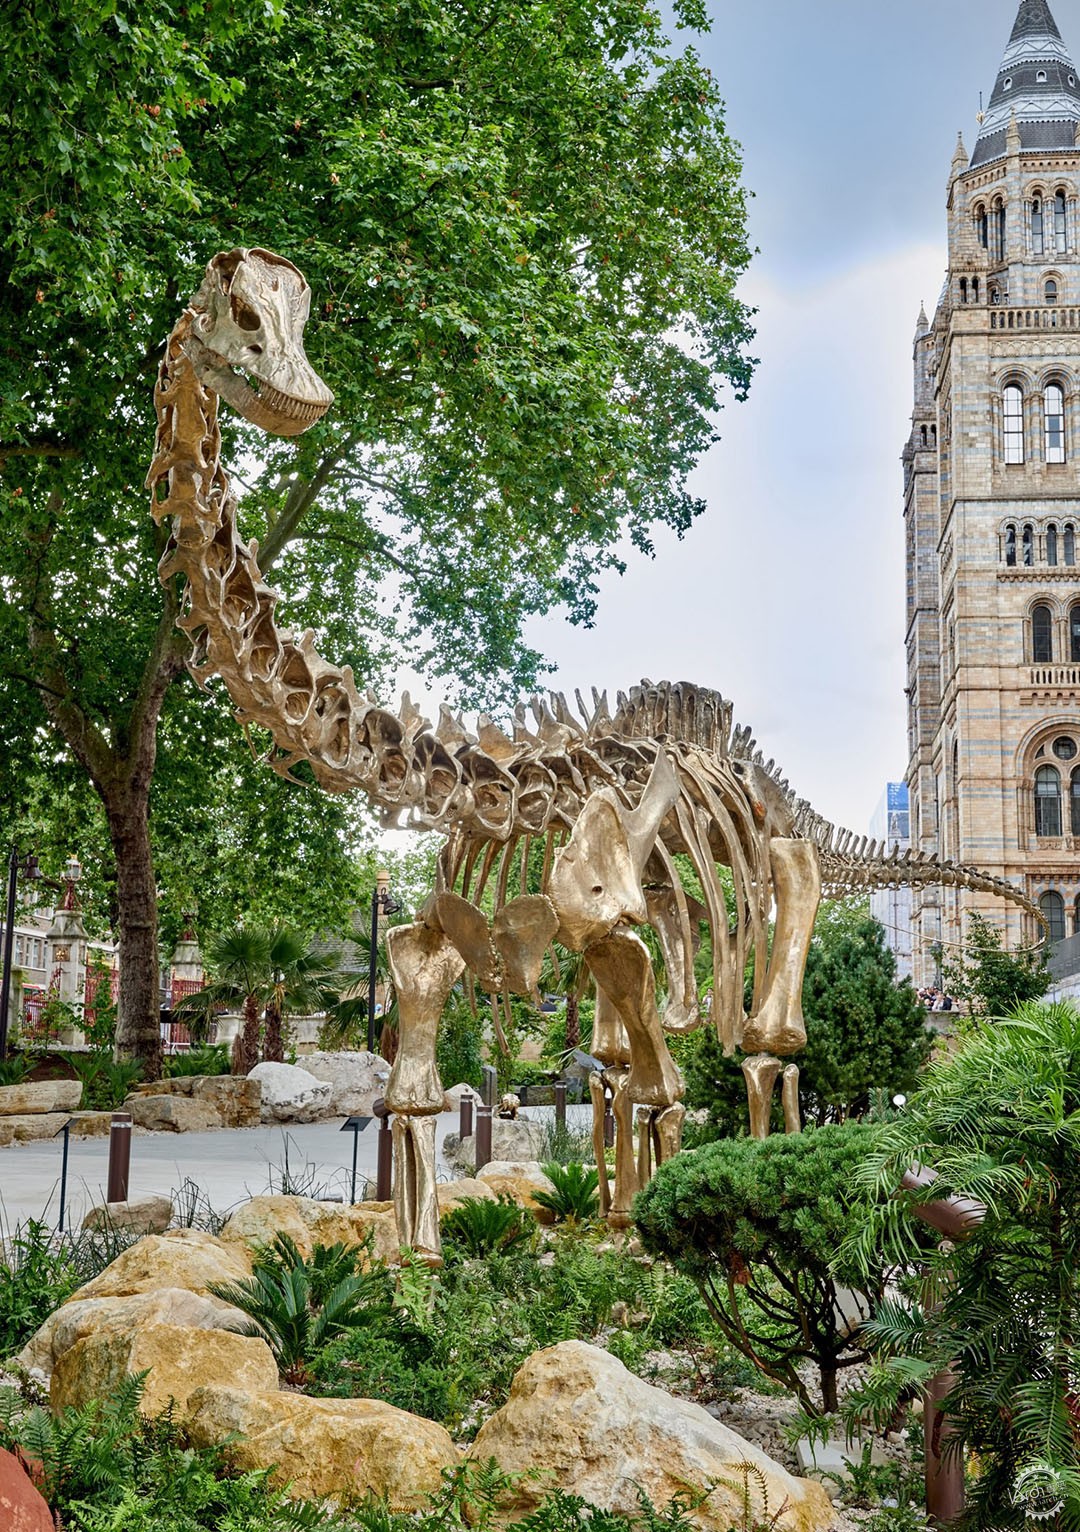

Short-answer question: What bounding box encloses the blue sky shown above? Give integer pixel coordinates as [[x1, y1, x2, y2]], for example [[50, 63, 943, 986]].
[[517, 1, 1055, 835]]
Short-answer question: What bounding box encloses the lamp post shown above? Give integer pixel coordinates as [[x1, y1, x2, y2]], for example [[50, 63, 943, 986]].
[[366, 870, 402, 1054], [0, 847, 41, 1060]]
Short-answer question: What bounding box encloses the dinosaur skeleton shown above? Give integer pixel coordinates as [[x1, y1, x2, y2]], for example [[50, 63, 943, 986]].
[[148, 249, 1036, 1262]]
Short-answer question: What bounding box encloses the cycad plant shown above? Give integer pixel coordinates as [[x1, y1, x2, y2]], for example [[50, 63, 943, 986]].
[[844, 1000, 1080, 1529], [209, 1234, 392, 1385], [441, 1195, 533, 1258], [533, 1162, 601, 1223]]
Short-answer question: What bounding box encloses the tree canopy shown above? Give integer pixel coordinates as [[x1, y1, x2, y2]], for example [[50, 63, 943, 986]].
[[0, 0, 756, 1062]]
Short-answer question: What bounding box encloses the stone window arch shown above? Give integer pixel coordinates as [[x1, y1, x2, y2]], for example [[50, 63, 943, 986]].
[[1032, 601, 1054, 662], [993, 197, 1007, 262], [1046, 277, 1059, 303], [1024, 523, 1035, 565], [1048, 523, 1059, 565], [1004, 523, 1018, 566], [1004, 383, 1026, 463], [1046, 381, 1067, 462], [1074, 891, 1080, 936], [1071, 601, 1080, 662], [1072, 767, 1080, 835], [1055, 189, 1069, 254], [975, 202, 989, 250], [1040, 889, 1066, 940], [1033, 194, 1046, 255], [1035, 767, 1063, 836], [1066, 524, 1077, 565]]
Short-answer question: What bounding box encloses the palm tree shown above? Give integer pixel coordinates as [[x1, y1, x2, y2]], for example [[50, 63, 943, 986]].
[[539, 943, 594, 1053], [176, 922, 346, 1074]]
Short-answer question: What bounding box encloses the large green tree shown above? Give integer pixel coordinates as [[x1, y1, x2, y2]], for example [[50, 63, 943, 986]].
[[0, 0, 755, 1069]]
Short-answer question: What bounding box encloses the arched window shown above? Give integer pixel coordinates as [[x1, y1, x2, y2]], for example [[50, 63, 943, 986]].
[[1066, 525, 1077, 566], [960, 277, 968, 304], [1033, 197, 1045, 255], [993, 199, 1007, 262], [1005, 524, 1018, 566], [1024, 524, 1035, 565], [1040, 889, 1066, 940], [1072, 767, 1080, 834], [1038, 69, 1049, 83], [1074, 892, 1080, 935], [1046, 278, 1059, 303], [976, 204, 989, 249], [1048, 524, 1059, 564], [1033, 602, 1054, 662], [1071, 601, 1080, 661], [921, 425, 928, 447], [971, 278, 980, 304], [1055, 190, 1068, 253], [1046, 383, 1066, 462], [1036, 767, 1063, 836], [1004, 384, 1025, 463]]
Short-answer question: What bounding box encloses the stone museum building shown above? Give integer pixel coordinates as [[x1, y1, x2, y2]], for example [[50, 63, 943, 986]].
[[904, 0, 1080, 982]]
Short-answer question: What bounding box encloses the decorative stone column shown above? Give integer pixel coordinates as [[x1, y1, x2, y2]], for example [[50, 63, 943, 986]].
[[45, 857, 88, 1047]]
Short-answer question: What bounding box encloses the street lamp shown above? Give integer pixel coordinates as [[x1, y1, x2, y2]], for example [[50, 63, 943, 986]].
[[367, 870, 402, 1054], [0, 848, 42, 1060]]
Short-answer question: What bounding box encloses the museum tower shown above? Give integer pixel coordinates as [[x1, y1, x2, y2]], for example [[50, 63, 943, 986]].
[[904, 0, 1080, 980]]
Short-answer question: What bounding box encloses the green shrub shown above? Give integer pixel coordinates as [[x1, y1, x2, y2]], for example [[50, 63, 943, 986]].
[[434, 995, 483, 1089], [844, 999, 1080, 1530], [63, 1050, 143, 1110], [0, 1051, 35, 1087], [163, 1044, 231, 1078], [0, 1220, 80, 1355], [634, 1122, 886, 1415], [534, 1163, 600, 1223], [441, 1196, 533, 1257]]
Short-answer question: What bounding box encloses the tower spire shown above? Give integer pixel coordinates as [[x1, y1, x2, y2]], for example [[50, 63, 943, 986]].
[[971, 0, 1080, 168]]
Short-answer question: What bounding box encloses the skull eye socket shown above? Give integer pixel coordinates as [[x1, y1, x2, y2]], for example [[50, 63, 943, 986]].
[[231, 297, 262, 332]]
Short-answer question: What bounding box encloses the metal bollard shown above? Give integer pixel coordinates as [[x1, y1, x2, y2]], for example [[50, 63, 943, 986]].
[[481, 1064, 498, 1108], [475, 1105, 493, 1173], [459, 1095, 473, 1140], [106, 1111, 132, 1203], [554, 1080, 567, 1130], [373, 1097, 393, 1201]]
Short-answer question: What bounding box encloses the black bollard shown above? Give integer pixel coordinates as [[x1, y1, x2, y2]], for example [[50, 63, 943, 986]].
[[554, 1080, 567, 1130], [459, 1095, 474, 1140], [373, 1096, 393, 1201], [106, 1111, 132, 1203], [475, 1105, 493, 1173]]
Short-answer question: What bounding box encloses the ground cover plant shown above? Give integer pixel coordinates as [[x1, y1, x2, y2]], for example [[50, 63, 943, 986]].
[[634, 1121, 887, 1414]]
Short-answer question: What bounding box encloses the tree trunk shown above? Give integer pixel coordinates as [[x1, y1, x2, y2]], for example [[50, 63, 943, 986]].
[[263, 996, 284, 1063], [566, 993, 581, 1050], [233, 993, 261, 1075], [107, 783, 163, 1080], [820, 1362, 839, 1415]]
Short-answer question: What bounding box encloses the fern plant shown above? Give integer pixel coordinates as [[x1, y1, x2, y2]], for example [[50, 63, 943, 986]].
[[534, 1163, 600, 1223], [440, 1195, 533, 1257]]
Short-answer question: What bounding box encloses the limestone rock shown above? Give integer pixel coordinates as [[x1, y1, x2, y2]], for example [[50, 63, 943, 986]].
[[0, 1112, 75, 1143], [125, 1093, 223, 1132], [299, 1050, 390, 1115], [476, 1160, 557, 1221], [437, 1178, 497, 1215], [51, 1324, 278, 1420], [0, 1080, 82, 1115], [220, 1195, 400, 1265], [71, 1228, 251, 1302], [187, 1385, 458, 1506], [443, 1082, 483, 1109], [0, 1446, 51, 1532], [248, 1062, 332, 1123], [14, 1287, 250, 1380], [468, 1342, 834, 1532], [81, 1194, 174, 1235], [445, 1115, 546, 1169], [130, 1075, 261, 1127], [69, 1111, 113, 1138]]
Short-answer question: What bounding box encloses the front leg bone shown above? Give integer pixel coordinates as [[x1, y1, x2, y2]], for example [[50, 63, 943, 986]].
[[741, 838, 821, 1057], [585, 930, 684, 1110]]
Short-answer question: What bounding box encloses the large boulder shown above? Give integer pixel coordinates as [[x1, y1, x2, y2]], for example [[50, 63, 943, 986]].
[[69, 1112, 113, 1138], [130, 1076, 260, 1128], [82, 1194, 173, 1235], [0, 1447, 51, 1532], [0, 1112, 75, 1144], [70, 1229, 251, 1302], [219, 1195, 400, 1265], [443, 1082, 483, 1110], [444, 1115, 546, 1170], [14, 1287, 250, 1381], [51, 1324, 278, 1420], [0, 1080, 81, 1115], [247, 1062, 332, 1123], [125, 1094, 223, 1133], [476, 1160, 557, 1221], [299, 1051, 390, 1115], [437, 1178, 497, 1215], [187, 1386, 458, 1506], [468, 1342, 835, 1532]]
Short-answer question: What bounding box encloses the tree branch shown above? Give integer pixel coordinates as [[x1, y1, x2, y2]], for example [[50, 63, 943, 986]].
[[259, 435, 363, 571]]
